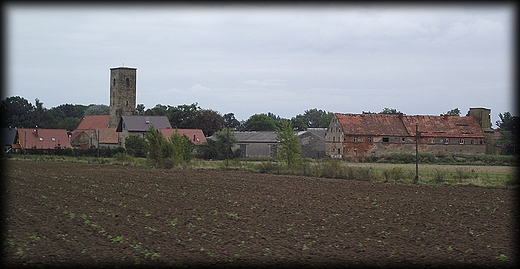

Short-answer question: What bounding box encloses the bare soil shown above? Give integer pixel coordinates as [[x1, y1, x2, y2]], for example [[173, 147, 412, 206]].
[[2, 160, 518, 268]]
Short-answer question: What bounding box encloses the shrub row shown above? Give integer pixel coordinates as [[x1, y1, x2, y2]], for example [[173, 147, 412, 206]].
[[15, 147, 126, 158], [378, 153, 517, 166]]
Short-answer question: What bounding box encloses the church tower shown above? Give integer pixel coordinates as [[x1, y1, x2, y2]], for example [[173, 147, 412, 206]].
[[109, 67, 137, 128]]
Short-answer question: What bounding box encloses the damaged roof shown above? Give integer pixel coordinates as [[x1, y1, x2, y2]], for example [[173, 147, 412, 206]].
[[336, 113, 409, 136], [335, 113, 485, 138], [402, 115, 485, 138]]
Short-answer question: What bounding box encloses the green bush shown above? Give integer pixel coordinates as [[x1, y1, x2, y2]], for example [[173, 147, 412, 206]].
[[382, 167, 407, 182], [433, 169, 446, 184], [255, 161, 283, 174]]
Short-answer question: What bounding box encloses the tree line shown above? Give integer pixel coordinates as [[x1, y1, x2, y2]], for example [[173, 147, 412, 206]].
[[0, 96, 335, 135], [1, 96, 517, 155]]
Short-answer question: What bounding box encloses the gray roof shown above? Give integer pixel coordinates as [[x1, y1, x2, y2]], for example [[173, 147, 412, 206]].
[[232, 131, 279, 143], [2, 128, 17, 145], [298, 128, 326, 138], [116, 116, 172, 132]]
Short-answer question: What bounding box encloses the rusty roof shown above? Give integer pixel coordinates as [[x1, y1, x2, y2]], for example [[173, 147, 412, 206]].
[[14, 128, 72, 149], [335, 113, 485, 138], [158, 128, 207, 145], [336, 113, 409, 136], [401, 115, 485, 138], [75, 115, 109, 130]]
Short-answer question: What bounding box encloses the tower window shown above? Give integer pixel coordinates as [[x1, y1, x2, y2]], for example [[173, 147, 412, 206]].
[[126, 78, 130, 87], [113, 78, 116, 86]]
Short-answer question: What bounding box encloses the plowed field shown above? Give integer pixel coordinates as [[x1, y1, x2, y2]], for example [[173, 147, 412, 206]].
[[2, 160, 518, 268]]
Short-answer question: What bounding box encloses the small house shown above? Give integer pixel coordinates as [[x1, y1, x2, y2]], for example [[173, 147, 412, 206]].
[[116, 115, 171, 147], [12, 128, 72, 151]]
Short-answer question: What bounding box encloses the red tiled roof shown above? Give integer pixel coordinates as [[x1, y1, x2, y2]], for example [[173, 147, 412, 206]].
[[158, 128, 207, 145], [401, 115, 485, 138], [75, 115, 110, 130], [15, 128, 72, 149], [336, 113, 409, 136]]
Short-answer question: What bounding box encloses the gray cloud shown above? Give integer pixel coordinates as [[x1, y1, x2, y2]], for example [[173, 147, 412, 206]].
[[5, 4, 514, 125]]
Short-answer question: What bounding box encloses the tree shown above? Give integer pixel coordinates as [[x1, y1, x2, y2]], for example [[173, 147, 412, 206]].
[[124, 135, 147, 158], [144, 126, 172, 168], [166, 103, 201, 129], [223, 113, 241, 130], [276, 121, 301, 166], [145, 104, 168, 116], [84, 104, 110, 115], [58, 117, 81, 132], [495, 111, 519, 155], [290, 115, 308, 131], [135, 104, 146, 115], [0, 96, 36, 128], [192, 109, 224, 137], [215, 127, 237, 165], [443, 108, 461, 116], [299, 108, 334, 128], [496, 112, 518, 132], [169, 130, 195, 164], [241, 113, 277, 131], [379, 108, 401, 114]]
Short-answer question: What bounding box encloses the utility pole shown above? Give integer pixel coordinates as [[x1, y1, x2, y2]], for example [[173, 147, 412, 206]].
[[414, 123, 419, 184]]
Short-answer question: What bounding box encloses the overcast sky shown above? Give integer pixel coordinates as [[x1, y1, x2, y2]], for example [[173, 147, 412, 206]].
[[5, 4, 515, 125]]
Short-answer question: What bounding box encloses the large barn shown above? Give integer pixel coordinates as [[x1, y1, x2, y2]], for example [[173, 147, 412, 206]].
[[325, 107, 494, 159]]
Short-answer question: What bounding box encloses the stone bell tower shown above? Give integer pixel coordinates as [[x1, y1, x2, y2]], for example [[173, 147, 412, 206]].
[[109, 67, 137, 128]]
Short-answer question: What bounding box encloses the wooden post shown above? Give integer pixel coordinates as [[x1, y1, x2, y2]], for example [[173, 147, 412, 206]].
[[414, 123, 419, 184]]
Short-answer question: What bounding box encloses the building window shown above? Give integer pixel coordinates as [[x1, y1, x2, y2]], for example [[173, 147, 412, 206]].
[[444, 138, 449, 144], [333, 136, 335, 142], [353, 149, 357, 156], [383, 137, 389, 143], [470, 140, 474, 144], [367, 136, 372, 143], [51, 137, 56, 142], [480, 139, 483, 144], [337, 148, 340, 154], [354, 136, 358, 143], [459, 139, 465, 144], [401, 137, 405, 143], [429, 138, 435, 144]]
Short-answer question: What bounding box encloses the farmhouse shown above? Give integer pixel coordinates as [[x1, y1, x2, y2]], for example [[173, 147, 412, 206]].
[[70, 115, 122, 149], [11, 128, 72, 151], [116, 115, 171, 147], [325, 108, 493, 159]]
